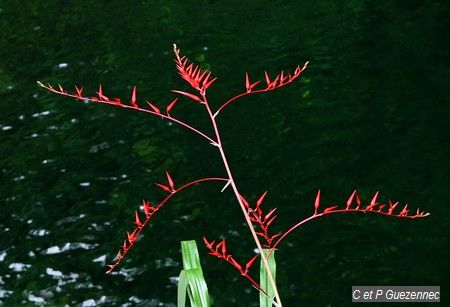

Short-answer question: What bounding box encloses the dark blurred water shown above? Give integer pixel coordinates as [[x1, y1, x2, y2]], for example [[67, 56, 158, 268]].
[[0, 1, 448, 306]]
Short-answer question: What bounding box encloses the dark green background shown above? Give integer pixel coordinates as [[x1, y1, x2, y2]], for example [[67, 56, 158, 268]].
[[0, 1, 448, 306]]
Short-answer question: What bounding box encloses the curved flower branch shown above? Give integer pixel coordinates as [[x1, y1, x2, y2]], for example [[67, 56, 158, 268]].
[[213, 61, 309, 117], [268, 190, 430, 256], [36, 81, 216, 144], [106, 175, 228, 273]]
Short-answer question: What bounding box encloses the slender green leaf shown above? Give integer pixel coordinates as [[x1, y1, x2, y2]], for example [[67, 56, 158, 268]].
[[178, 240, 210, 307], [181, 240, 203, 274], [260, 249, 276, 307]]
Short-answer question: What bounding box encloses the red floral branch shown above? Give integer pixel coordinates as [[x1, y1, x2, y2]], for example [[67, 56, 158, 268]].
[[213, 61, 309, 117], [203, 237, 264, 294], [36, 81, 216, 144], [268, 190, 430, 255], [106, 175, 228, 273]]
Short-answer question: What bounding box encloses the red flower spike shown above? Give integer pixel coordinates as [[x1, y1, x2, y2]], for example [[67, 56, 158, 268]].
[[185, 63, 193, 74], [155, 182, 171, 193], [245, 255, 258, 272], [370, 191, 379, 207], [228, 255, 242, 272], [171, 90, 203, 103], [265, 215, 277, 228], [324, 205, 339, 214], [400, 204, 409, 216], [203, 237, 216, 250], [122, 240, 128, 251], [257, 207, 262, 216], [314, 190, 321, 215], [221, 239, 227, 255], [388, 200, 398, 214], [202, 77, 217, 91], [346, 190, 357, 209], [245, 72, 251, 92], [255, 232, 266, 239], [239, 194, 250, 208], [166, 171, 175, 191], [280, 70, 288, 84], [127, 230, 137, 244], [196, 70, 208, 83], [264, 71, 271, 87], [256, 191, 268, 209], [97, 84, 109, 101], [75, 85, 83, 97], [268, 75, 280, 89], [180, 56, 188, 67], [191, 65, 199, 78], [287, 72, 293, 81], [130, 85, 138, 107], [366, 192, 379, 211], [134, 211, 142, 227], [249, 80, 261, 91], [264, 208, 277, 222], [202, 71, 212, 87], [143, 200, 154, 216], [146, 101, 160, 114], [355, 193, 361, 209], [270, 233, 281, 242], [166, 97, 179, 114], [115, 251, 122, 261], [172, 44, 216, 93], [264, 71, 270, 87], [216, 240, 226, 255]]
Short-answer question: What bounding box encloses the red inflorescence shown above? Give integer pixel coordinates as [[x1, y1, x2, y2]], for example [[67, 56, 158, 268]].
[[39, 44, 429, 297]]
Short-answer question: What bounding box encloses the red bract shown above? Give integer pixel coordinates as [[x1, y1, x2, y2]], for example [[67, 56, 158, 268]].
[[39, 45, 429, 305], [130, 85, 138, 108], [165, 97, 178, 114]]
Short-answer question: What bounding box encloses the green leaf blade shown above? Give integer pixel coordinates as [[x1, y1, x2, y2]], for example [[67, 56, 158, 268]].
[[178, 240, 210, 307], [260, 249, 277, 307]]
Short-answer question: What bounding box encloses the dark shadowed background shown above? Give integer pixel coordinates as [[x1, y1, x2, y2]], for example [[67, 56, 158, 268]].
[[0, 1, 448, 306]]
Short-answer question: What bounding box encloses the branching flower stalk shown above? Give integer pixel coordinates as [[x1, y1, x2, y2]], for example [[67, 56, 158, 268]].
[[39, 44, 429, 306], [199, 89, 282, 304]]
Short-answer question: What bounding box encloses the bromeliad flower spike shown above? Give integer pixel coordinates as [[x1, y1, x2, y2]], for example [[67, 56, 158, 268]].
[[38, 44, 429, 306]]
